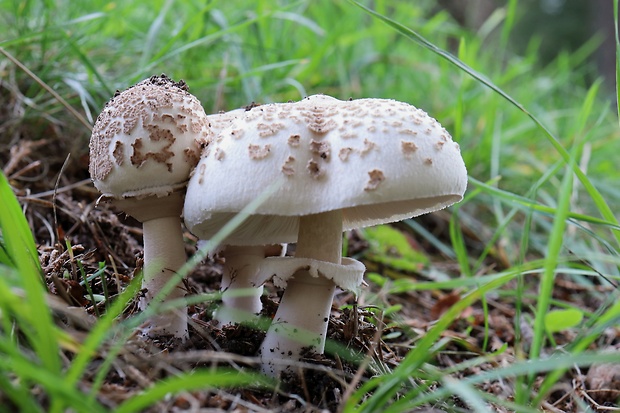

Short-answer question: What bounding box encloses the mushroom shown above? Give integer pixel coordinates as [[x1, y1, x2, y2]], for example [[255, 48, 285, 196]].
[[89, 74, 211, 339], [183, 94, 467, 375], [192, 105, 286, 326], [211, 243, 285, 326]]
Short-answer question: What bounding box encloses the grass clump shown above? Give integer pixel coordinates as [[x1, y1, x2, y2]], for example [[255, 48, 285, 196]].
[[1, 0, 619, 411]]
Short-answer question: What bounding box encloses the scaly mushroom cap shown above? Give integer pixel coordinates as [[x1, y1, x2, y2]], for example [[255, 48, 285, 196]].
[[89, 74, 211, 199], [184, 94, 467, 245]]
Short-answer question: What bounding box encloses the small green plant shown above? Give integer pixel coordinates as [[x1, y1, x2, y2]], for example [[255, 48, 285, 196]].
[[544, 308, 584, 334], [362, 225, 429, 274]]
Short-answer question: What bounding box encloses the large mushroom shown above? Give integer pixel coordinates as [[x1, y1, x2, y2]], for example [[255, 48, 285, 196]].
[[183, 95, 467, 375], [90, 74, 211, 339]]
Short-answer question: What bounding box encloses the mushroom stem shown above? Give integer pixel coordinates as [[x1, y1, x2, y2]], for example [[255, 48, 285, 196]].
[[259, 210, 342, 376], [215, 245, 265, 325], [141, 216, 188, 338], [116, 192, 188, 339]]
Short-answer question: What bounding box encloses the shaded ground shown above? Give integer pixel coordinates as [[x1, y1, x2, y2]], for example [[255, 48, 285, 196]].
[[2, 128, 619, 411]]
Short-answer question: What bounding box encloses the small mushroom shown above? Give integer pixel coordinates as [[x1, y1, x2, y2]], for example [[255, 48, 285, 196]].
[[190, 105, 289, 326], [89, 74, 211, 339], [183, 95, 467, 375], [212, 244, 285, 326]]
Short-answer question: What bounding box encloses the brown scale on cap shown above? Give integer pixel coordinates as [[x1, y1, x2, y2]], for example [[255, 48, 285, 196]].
[[145, 73, 189, 91], [176, 123, 188, 134], [242, 110, 261, 122], [340, 131, 358, 139], [287, 114, 302, 124], [398, 128, 418, 136], [281, 156, 296, 176], [229, 129, 244, 139], [307, 160, 324, 179], [339, 147, 354, 162], [190, 118, 208, 134], [287, 134, 301, 147], [133, 124, 176, 171], [364, 169, 386, 191], [243, 101, 261, 111], [112, 141, 124, 166], [214, 148, 225, 161], [257, 122, 286, 138], [309, 140, 331, 160], [248, 144, 271, 160], [306, 116, 337, 134], [278, 108, 293, 119], [299, 100, 339, 134], [184, 147, 201, 166], [360, 139, 378, 156], [342, 118, 363, 128], [401, 140, 418, 158], [146, 124, 174, 142], [197, 163, 206, 185]]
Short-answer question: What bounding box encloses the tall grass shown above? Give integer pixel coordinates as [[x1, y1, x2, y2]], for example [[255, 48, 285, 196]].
[[1, 0, 619, 411]]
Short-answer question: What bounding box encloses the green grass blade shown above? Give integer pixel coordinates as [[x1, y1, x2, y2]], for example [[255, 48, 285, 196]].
[[529, 156, 575, 363], [115, 370, 272, 413], [348, 268, 519, 411], [15, 373, 103, 412], [60, 31, 114, 98], [442, 377, 490, 412], [0, 340, 105, 413], [0, 172, 61, 376], [139, 0, 174, 70], [467, 351, 620, 386], [534, 290, 620, 404], [449, 207, 471, 277], [615, 0, 620, 122], [0, 174, 40, 272], [142, 8, 278, 77], [403, 351, 620, 410], [0, 372, 43, 413], [500, 0, 518, 49], [468, 177, 619, 230], [348, 0, 620, 247], [64, 275, 141, 387]]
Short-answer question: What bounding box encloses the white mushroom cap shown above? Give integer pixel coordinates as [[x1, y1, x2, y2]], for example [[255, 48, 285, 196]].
[[89, 74, 211, 199], [184, 94, 467, 245]]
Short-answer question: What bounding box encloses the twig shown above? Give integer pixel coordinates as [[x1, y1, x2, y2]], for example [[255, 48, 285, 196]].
[[298, 365, 312, 403], [53, 153, 71, 242], [580, 390, 620, 411], [27, 178, 93, 199]]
